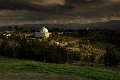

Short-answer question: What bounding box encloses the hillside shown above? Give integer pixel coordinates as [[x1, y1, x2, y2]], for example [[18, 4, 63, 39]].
[[0, 20, 120, 31], [0, 56, 120, 80]]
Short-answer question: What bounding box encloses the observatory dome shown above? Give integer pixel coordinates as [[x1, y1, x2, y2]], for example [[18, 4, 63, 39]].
[[40, 27, 48, 33]]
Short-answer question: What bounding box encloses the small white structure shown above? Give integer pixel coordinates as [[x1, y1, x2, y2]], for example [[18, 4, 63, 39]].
[[86, 27, 90, 30], [3, 33, 12, 38], [35, 27, 51, 39]]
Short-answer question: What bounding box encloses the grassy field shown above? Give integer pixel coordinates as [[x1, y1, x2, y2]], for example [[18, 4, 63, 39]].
[[0, 56, 120, 80]]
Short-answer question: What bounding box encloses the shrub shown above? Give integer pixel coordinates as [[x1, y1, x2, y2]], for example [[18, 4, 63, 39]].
[[71, 51, 81, 61], [15, 38, 28, 59], [79, 44, 104, 63], [104, 48, 120, 67], [0, 41, 14, 57], [14, 39, 70, 64], [44, 44, 69, 64]]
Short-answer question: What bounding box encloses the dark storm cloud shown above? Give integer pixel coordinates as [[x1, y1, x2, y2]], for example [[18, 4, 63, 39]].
[[0, 0, 119, 10], [65, 0, 102, 5], [0, 0, 119, 18], [64, 0, 120, 9], [0, 0, 65, 10]]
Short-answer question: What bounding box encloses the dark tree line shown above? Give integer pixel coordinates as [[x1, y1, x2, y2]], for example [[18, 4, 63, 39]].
[[0, 38, 70, 64]]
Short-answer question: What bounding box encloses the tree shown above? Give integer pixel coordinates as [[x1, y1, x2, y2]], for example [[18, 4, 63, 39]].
[[104, 48, 120, 67], [8, 26, 12, 31], [0, 41, 14, 57]]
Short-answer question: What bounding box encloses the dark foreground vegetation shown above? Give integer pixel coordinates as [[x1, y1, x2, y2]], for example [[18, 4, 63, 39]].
[[0, 28, 120, 67]]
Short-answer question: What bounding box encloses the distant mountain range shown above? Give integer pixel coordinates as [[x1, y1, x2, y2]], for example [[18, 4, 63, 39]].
[[0, 20, 120, 31]]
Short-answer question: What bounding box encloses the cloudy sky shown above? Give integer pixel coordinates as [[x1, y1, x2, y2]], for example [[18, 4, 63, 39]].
[[0, 0, 120, 24], [0, 0, 119, 9]]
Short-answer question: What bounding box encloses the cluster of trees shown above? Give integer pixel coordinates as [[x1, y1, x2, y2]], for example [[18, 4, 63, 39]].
[[89, 29, 120, 48], [70, 45, 120, 67], [0, 30, 120, 67], [0, 38, 70, 64]]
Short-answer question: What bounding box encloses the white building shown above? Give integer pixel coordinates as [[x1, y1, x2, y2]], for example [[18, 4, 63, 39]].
[[35, 27, 51, 39], [3, 33, 12, 38]]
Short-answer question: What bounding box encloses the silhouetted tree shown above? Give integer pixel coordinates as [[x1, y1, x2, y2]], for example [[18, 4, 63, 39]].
[[104, 48, 120, 67]]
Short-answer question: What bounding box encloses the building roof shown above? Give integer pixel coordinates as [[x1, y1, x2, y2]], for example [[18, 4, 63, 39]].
[[40, 27, 48, 33]]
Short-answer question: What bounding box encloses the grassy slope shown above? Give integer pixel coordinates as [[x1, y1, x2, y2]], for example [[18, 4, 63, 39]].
[[0, 56, 120, 80]]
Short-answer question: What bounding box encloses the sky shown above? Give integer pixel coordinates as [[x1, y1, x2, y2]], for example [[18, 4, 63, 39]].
[[0, 0, 119, 9], [0, 0, 120, 24]]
